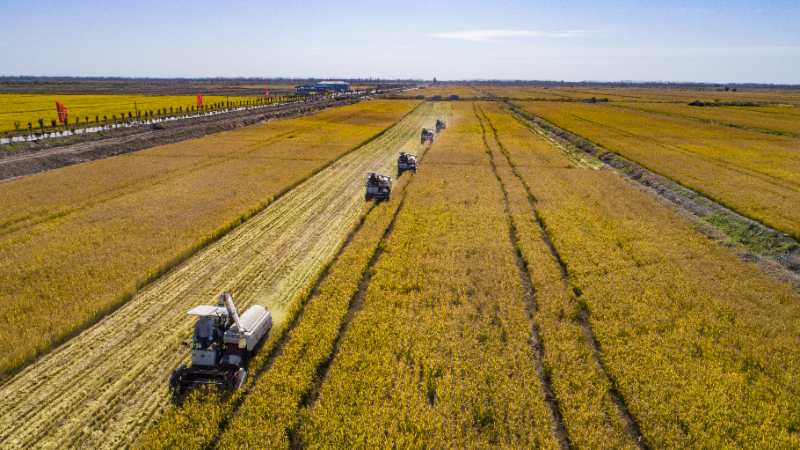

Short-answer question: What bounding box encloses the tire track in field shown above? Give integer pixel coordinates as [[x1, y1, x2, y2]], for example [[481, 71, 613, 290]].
[[474, 104, 571, 450], [0, 102, 437, 450], [477, 105, 650, 450]]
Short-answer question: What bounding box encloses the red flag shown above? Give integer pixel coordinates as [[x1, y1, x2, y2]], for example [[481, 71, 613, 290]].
[[196, 95, 204, 108], [55, 101, 69, 123]]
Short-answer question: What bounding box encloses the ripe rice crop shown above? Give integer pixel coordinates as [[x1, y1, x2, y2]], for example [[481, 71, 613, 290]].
[[295, 102, 557, 447], [490, 101, 800, 448], [0, 100, 418, 379], [475, 102, 636, 449], [138, 102, 450, 450], [616, 102, 800, 136], [517, 100, 800, 239]]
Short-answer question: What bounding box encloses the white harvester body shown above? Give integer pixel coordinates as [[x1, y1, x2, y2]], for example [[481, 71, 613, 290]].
[[172, 293, 272, 393]]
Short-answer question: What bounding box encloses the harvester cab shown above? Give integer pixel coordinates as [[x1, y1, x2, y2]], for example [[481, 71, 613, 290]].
[[365, 172, 392, 201], [435, 119, 446, 132], [397, 152, 417, 176], [421, 128, 434, 144], [170, 293, 272, 395]]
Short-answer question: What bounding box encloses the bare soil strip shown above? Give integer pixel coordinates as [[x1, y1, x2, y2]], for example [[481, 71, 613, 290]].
[[474, 105, 571, 450], [478, 104, 651, 449], [0, 103, 437, 450], [507, 103, 800, 284], [0, 96, 361, 181]]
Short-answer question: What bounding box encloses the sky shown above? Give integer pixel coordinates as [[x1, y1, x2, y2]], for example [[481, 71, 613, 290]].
[[1, 0, 798, 83]]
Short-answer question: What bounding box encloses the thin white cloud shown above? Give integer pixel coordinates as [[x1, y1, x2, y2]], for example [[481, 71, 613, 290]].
[[429, 29, 591, 42]]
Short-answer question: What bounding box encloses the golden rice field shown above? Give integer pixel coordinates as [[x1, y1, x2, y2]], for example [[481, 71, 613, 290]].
[[477, 101, 800, 448], [0, 93, 266, 133], [615, 102, 800, 136], [517, 100, 800, 240], [2, 90, 800, 449], [0, 99, 418, 379]]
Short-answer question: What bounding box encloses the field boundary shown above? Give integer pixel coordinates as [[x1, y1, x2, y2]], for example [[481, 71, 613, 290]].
[[477, 104, 651, 449], [0, 101, 423, 383], [506, 102, 800, 285]]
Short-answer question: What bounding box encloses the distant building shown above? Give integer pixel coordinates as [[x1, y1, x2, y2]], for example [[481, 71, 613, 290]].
[[295, 80, 350, 95]]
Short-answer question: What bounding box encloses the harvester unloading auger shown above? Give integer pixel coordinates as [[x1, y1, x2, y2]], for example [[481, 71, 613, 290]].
[[171, 293, 272, 394]]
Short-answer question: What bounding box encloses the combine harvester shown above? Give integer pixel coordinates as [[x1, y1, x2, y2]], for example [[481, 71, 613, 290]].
[[420, 128, 434, 144], [435, 119, 446, 132], [365, 172, 392, 201], [397, 152, 417, 176], [171, 293, 272, 394]]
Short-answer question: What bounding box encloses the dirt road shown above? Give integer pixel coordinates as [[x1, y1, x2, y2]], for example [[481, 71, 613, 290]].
[[0, 102, 445, 449], [0, 96, 362, 181]]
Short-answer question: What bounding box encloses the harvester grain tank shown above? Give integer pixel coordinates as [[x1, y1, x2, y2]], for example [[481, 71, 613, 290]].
[[397, 152, 417, 176], [420, 128, 434, 144], [171, 293, 272, 393], [435, 119, 446, 132], [365, 172, 392, 201]]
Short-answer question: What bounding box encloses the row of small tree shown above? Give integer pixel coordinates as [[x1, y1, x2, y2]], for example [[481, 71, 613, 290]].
[[6, 95, 304, 138]]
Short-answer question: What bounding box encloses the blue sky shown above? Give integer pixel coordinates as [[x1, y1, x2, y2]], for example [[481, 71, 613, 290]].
[[1, 0, 798, 83]]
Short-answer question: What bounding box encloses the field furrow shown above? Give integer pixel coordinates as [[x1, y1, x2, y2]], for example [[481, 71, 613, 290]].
[[0, 102, 439, 449]]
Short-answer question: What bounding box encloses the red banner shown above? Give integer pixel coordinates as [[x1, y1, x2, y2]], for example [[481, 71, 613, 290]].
[[55, 101, 69, 123], [196, 95, 204, 108]]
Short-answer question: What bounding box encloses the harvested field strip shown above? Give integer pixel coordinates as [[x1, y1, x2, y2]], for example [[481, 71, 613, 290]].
[[0, 100, 418, 379], [517, 100, 800, 239], [486, 103, 800, 447], [295, 102, 556, 448], [0, 102, 437, 449], [476, 103, 642, 449], [139, 103, 449, 450]]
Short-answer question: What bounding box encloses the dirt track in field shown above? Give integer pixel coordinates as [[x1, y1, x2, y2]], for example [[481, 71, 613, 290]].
[[0, 102, 442, 449], [0, 96, 361, 181]]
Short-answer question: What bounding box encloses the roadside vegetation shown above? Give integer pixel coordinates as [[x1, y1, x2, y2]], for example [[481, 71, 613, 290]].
[[0, 93, 296, 135]]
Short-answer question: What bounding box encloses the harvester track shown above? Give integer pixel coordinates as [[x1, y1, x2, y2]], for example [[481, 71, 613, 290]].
[[0, 102, 439, 449]]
